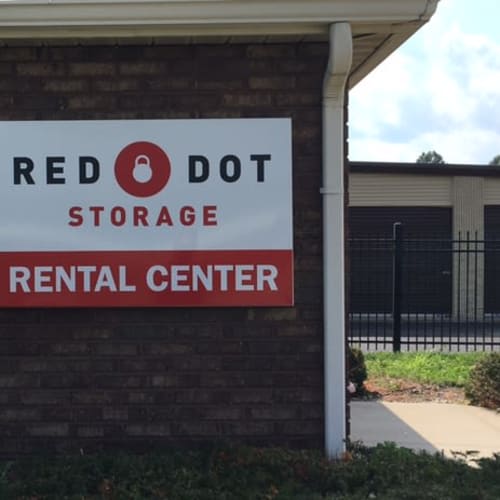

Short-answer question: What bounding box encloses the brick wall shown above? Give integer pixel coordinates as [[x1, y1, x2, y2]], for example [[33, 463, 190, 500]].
[[0, 42, 328, 456]]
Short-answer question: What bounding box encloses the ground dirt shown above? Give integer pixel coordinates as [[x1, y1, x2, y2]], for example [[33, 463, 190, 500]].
[[357, 377, 468, 404]]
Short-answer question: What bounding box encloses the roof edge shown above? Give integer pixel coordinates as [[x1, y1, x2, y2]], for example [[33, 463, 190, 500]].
[[0, 0, 436, 38], [350, 161, 500, 178]]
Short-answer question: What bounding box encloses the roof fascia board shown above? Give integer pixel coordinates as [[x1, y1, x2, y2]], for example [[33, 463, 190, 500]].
[[350, 161, 500, 178], [0, 0, 438, 38]]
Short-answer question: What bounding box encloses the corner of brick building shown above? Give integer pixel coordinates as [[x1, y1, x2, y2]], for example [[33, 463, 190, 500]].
[[0, 41, 331, 456]]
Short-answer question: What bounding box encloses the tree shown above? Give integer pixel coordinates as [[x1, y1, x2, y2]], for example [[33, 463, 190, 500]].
[[416, 151, 445, 164], [489, 155, 500, 166]]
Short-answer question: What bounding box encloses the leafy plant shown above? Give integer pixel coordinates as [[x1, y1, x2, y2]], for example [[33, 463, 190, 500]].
[[1, 445, 500, 499], [347, 346, 367, 394], [465, 352, 500, 409]]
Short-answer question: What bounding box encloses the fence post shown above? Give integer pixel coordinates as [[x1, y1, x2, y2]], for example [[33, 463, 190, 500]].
[[392, 222, 403, 352]]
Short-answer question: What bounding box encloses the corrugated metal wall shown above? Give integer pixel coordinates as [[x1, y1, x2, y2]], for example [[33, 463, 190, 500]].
[[349, 173, 451, 207], [484, 179, 500, 205], [484, 206, 500, 313]]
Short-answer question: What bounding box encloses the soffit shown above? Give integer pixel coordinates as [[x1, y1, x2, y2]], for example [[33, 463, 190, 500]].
[[0, 0, 439, 88]]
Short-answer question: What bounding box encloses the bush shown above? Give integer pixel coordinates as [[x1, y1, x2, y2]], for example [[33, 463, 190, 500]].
[[2, 445, 500, 499], [348, 347, 367, 394], [465, 352, 500, 409]]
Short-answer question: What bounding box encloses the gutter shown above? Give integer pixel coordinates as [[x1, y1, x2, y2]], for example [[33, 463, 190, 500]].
[[321, 2, 433, 456], [322, 22, 352, 458], [0, 0, 439, 38], [419, 0, 440, 21]]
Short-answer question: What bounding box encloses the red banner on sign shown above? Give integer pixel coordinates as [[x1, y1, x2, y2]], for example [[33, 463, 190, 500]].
[[0, 250, 293, 308]]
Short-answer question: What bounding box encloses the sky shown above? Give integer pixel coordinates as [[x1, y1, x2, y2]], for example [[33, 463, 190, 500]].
[[349, 0, 500, 165]]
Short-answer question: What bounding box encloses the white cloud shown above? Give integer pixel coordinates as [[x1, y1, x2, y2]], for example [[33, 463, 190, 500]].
[[349, 0, 500, 165], [350, 127, 500, 165], [349, 51, 416, 137]]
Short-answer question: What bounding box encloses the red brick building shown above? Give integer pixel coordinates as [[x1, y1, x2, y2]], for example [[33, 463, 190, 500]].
[[0, 0, 438, 457]]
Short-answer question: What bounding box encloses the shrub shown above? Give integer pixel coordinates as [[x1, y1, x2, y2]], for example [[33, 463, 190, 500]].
[[347, 347, 367, 394], [3, 445, 500, 499], [465, 352, 500, 409]]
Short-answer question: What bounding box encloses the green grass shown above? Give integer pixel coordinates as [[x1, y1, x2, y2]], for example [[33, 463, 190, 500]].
[[1, 444, 500, 499], [364, 351, 487, 387]]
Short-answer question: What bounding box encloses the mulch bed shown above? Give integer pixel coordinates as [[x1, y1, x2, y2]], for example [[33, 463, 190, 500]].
[[355, 377, 468, 404]]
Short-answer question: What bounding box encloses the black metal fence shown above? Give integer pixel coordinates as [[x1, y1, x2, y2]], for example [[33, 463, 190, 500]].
[[348, 223, 500, 351]]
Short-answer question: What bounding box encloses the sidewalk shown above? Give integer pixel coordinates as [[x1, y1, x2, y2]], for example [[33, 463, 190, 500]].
[[350, 401, 500, 460]]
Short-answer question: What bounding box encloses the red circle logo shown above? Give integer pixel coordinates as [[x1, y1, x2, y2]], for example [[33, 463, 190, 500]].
[[114, 141, 171, 197]]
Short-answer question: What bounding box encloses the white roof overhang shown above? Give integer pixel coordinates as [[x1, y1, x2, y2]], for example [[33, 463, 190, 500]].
[[0, 0, 439, 87]]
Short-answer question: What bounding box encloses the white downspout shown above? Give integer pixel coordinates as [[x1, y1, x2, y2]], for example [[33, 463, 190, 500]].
[[322, 22, 352, 459]]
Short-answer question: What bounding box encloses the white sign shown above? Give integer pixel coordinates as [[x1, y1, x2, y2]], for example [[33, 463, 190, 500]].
[[0, 119, 294, 307]]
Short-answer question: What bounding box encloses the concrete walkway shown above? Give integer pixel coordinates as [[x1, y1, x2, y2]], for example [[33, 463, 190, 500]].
[[350, 401, 500, 461]]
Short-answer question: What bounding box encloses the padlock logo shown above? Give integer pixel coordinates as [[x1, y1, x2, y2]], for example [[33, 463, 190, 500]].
[[114, 141, 171, 197], [133, 155, 153, 183]]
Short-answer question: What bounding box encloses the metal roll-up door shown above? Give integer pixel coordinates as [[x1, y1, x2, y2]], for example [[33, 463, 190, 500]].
[[349, 207, 452, 314], [484, 206, 500, 313]]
